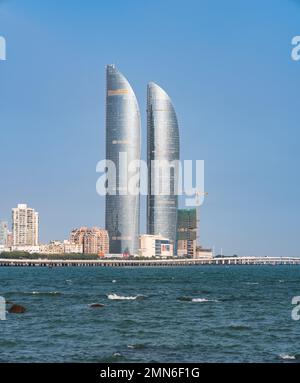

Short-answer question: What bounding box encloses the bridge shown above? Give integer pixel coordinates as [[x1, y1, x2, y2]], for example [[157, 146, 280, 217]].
[[0, 256, 299, 267]]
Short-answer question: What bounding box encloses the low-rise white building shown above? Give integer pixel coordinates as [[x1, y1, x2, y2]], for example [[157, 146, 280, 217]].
[[11, 245, 41, 254], [39, 241, 64, 254], [39, 240, 83, 254], [63, 240, 83, 254], [0, 245, 9, 253], [195, 246, 213, 259], [139, 234, 173, 258]]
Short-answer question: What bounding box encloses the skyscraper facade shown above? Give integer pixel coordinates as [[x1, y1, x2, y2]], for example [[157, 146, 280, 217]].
[[147, 82, 180, 253], [105, 65, 141, 255], [12, 204, 39, 246]]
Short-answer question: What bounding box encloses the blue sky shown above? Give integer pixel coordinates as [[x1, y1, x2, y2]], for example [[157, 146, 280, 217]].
[[0, 0, 300, 256]]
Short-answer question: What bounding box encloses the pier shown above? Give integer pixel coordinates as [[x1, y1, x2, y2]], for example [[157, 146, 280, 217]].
[[0, 256, 299, 267]]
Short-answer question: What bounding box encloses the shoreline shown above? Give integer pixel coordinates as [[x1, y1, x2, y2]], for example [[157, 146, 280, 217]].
[[0, 256, 300, 267]]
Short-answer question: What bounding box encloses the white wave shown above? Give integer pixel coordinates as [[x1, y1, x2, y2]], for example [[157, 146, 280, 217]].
[[112, 280, 117, 283], [244, 282, 259, 285], [191, 298, 219, 303], [31, 291, 61, 295], [229, 322, 251, 330], [127, 344, 145, 349], [107, 293, 141, 300], [279, 353, 296, 360]]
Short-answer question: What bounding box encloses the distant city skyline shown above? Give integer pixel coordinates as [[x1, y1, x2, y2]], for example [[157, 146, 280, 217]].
[[1, 1, 300, 256]]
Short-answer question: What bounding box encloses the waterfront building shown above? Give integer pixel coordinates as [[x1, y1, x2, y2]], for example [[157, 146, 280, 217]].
[[39, 241, 64, 254], [70, 227, 109, 255], [39, 240, 83, 254], [195, 246, 213, 259], [105, 64, 141, 255], [147, 82, 180, 254], [0, 221, 8, 247], [63, 240, 83, 254], [11, 245, 40, 253], [12, 204, 39, 247], [139, 234, 173, 258], [6, 231, 13, 247], [177, 209, 197, 257]]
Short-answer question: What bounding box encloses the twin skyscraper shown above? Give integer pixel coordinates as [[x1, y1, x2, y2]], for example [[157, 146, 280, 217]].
[[105, 64, 180, 255]]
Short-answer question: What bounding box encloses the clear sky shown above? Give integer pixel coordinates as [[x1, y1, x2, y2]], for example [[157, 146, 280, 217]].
[[0, 0, 300, 256]]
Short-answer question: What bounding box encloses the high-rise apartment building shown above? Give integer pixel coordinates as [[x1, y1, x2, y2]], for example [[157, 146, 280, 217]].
[[12, 204, 39, 246], [105, 65, 141, 255], [70, 227, 109, 255], [147, 82, 180, 254]]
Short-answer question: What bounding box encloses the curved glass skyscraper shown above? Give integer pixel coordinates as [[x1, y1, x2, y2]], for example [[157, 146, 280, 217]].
[[147, 82, 180, 253], [105, 65, 140, 254]]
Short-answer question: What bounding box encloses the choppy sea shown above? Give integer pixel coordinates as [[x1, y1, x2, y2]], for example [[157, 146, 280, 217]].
[[0, 265, 300, 362]]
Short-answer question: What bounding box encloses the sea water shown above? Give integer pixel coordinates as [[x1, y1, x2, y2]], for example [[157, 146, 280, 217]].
[[0, 265, 300, 362]]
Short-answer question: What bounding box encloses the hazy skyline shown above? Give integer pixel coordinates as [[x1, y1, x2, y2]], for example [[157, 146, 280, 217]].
[[1, 0, 300, 256]]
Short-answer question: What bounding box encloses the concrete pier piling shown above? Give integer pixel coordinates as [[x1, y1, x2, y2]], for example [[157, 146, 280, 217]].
[[0, 257, 299, 267]]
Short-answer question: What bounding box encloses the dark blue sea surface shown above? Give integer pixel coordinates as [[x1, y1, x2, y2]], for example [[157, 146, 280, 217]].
[[0, 265, 300, 362]]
